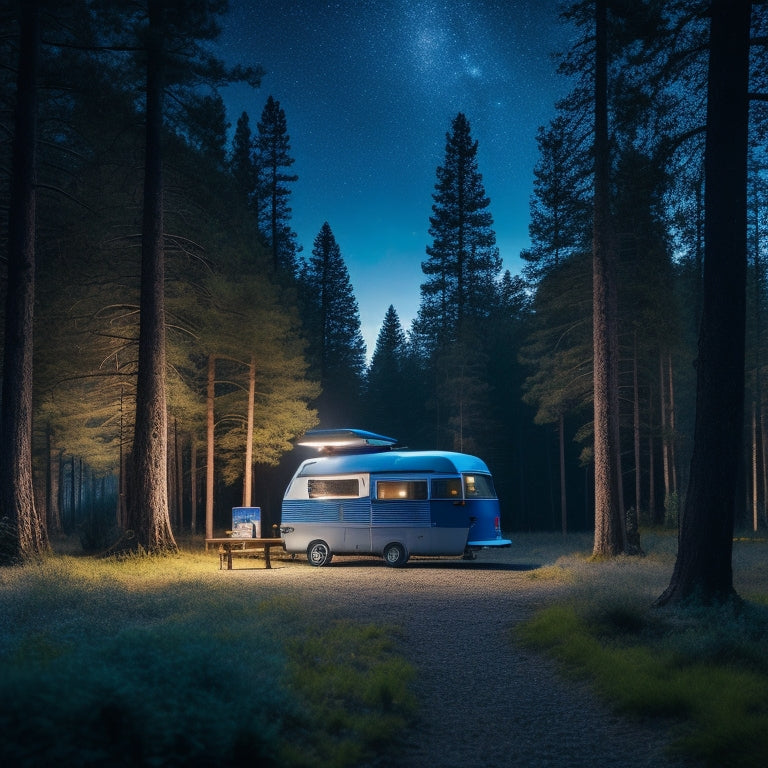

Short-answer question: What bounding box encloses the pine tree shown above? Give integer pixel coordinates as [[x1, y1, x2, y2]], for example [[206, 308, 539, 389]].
[[365, 305, 408, 437], [229, 111, 257, 203], [522, 113, 591, 284], [255, 95, 299, 275], [415, 112, 502, 450], [301, 222, 366, 425], [420, 112, 501, 350], [118, 0, 261, 553]]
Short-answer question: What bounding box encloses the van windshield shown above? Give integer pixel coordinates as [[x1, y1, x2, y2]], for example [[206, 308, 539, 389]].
[[463, 474, 496, 499]]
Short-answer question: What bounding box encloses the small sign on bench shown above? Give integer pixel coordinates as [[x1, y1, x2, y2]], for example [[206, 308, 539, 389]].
[[231, 506, 261, 538]]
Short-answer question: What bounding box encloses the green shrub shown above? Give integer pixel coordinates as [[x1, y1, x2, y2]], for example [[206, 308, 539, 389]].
[[0, 556, 415, 768], [517, 600, 768, 768]]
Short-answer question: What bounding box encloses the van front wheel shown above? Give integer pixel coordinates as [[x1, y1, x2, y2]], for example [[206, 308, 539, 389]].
[[383, 542, 408, 567], [307, 540, 332, 567]]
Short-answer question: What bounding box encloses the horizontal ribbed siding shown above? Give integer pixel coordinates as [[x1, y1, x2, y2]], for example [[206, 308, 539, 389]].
[[282, 498, 370, 523], [372, 501, 430, 526]]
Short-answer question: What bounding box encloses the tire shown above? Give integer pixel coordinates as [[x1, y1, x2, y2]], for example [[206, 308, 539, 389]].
[[307, 540, 332, 567], [383, 542, 408, 567]]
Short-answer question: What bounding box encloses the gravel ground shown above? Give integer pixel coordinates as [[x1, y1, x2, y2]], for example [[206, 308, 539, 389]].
[[231, 539, 695, 768]]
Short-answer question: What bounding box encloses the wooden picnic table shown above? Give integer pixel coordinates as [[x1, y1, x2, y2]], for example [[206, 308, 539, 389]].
[[205, 537, 285, 570]]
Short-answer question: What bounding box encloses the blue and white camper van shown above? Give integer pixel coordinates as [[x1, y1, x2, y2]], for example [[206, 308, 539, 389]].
[[280, 429, 511, 566]]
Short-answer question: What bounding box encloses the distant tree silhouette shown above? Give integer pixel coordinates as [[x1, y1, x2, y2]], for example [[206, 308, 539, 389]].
[[522, 114, 591, 284], [229, 111, 258, 202], [255, 95, 300, 275], [414, 112, 502, 451], [365, 305, 408, 437], [418, 112, 501, 351], [301, 222, 366, 426]]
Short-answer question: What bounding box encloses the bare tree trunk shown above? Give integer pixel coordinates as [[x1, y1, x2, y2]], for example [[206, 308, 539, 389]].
[[559, 413, 567, 535], [648, 390, 657, 523], [127, 0, 176, 553], [753, 192, 763, 531], [659, 352, 671, 510], [633, 334, 641, 516], [762, 405, 768, 529], [45, 424, 61, 535], [667, 353, 678, 495], [175, 420, 183, 532], [206, 354, 215, 539], [0, 1, 48, 562], [658, 0, 750, 605], [243, 356, 256, 507], [190, 434, 198, 535], [753, 398, 759, 532], [592, 0, 626, 557]]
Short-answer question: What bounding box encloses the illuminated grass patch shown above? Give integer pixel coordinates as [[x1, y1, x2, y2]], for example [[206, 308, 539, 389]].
[[0, 554, 415, 768]]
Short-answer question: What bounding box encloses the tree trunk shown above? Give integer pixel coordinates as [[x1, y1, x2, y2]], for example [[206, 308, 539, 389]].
[[45, 425, 61, 535], [659, 352, 671, 515], [667, 353, 678, 495], [190, 434, 198, 535], [559, 413, 567, 535], [127, 0, 176, 552], [657, 0, 750, 605], [0, 1, 48, 563], [592, 0, 626, 557], [752, 398, 758, 532], [206, 354, 215, 539], [175, 419, 183, 531], [243, 356, 256, 507]]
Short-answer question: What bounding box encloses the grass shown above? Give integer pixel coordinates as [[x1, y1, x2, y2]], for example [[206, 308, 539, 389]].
[[0, 545, 415, 768], [5, 530, 768, 766], [515, 530, 768, 768]]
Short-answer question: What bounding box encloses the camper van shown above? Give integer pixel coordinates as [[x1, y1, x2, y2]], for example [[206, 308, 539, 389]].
[[280, 429, 511, 566]]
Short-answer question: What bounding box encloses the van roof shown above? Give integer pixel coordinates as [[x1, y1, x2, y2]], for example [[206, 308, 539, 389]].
[[295, 450, 491, 476]]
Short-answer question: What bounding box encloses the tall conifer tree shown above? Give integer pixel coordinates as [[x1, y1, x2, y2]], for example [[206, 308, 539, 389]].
[[301, 222, 366, 426], [419, 112, 501, 350], [229, 111, 257, 201], [366, 305, 408, 437], [255, 95, 299, 275]]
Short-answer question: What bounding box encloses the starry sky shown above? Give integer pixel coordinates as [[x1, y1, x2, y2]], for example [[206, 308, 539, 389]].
[[219, 1, 573, 357]]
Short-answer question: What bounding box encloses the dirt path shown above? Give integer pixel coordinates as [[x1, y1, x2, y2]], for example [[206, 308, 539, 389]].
[[250, 549, 693, 768]]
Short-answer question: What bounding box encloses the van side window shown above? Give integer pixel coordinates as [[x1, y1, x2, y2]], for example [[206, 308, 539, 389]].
[[463, 474, 496, 499], [431, 478, 462, 499], [308, 479, 360, 498], [376, 480, 428, 500]]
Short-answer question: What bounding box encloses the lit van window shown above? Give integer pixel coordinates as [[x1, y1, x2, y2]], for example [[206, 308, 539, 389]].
[[431, 478, 462, 499], [376, 480, 428, 500], [308, 479, 360, 498], [463, 474, 496, 499]]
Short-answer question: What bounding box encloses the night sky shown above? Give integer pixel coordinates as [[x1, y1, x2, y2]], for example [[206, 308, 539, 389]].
[[219, 1, 573, 356]]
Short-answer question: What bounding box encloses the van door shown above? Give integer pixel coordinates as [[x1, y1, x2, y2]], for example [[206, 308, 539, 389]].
[[342, 475, 372, 552], [429, 476, 468, 527]]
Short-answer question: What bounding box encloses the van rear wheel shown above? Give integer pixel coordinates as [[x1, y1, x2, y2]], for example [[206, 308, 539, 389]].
[[383, 542, 408, 567], [307, 540, 332, 567]]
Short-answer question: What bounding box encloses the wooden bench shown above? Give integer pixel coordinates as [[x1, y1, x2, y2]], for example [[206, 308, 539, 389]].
[[205, 537, 285, 570]]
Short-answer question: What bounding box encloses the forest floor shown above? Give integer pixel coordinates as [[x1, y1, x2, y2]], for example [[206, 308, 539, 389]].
[[259, 531, 699, 767], [5, 530, 767, 767]]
